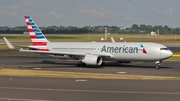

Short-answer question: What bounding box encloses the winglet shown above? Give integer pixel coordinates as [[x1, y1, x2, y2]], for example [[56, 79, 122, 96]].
[[3, 37, 15, 49]]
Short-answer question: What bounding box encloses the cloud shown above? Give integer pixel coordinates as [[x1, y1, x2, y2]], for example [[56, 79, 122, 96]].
[[75, 6, 131, 22], [151, 7, 173, 16], [49, 11, 61, 19], [0, 1, 36, 19], [163, 8, 173, 15], [77, 9, 106, 18], [0, 5, 21, 18]]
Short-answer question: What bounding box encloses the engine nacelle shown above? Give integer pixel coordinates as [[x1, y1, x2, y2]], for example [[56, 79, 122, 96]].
[[82, 55, 102, 66]]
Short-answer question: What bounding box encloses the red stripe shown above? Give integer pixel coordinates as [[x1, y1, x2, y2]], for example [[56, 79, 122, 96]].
[[142, 48, 147, 54], [32, 42, 47, 46], [24, 16, 28, 19], [28, 29, 34, 32], [26, 22, 31, 25], [30, 35, 37, 39]]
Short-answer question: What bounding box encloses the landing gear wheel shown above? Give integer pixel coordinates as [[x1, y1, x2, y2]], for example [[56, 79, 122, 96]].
[[155, 61, 161, 69], [156, 64, 160, 69], [101, 62, 105, 66]]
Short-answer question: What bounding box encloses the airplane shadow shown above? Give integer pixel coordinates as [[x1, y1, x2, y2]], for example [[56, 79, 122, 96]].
[[18, 60, 173, 69], [104, 62, 173, 69]]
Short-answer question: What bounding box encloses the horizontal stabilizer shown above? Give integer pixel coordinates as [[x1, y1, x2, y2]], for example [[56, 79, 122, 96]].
[[3, 37, 15, 49]]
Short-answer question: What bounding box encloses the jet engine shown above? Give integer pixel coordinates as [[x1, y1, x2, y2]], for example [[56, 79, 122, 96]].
[[82, 55, 102, 66]]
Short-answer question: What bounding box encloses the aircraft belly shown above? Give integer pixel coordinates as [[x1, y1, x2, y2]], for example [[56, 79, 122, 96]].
[[111, 53, 139, 61]]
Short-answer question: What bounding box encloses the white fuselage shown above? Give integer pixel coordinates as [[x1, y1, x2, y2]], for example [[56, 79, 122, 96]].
[[46, 42, 172, 62]]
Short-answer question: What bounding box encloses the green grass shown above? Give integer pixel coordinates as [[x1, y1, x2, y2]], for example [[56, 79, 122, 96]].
[[0, 34, 180, 43]]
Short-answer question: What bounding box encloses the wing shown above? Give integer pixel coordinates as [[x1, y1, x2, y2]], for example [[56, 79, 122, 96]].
[[20, 48, 111, 59]]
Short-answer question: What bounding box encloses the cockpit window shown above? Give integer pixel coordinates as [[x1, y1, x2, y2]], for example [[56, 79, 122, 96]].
[[160, 48, 168, 50]]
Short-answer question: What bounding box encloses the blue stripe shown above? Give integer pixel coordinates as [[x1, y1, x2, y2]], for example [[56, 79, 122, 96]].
[[27, 16, 31, 19], [36, 35, 45, 39], [33, 29, 40, 32], [140, 44, 144, 48], [35, 32, 43, 35], [32, 26, 38, 29], [34, 31, 41, 33], [30, 22, 35, 25], [29, 19, 33, 22]]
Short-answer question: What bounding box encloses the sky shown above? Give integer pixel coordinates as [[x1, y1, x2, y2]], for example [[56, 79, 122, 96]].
[[0, 0, 180, 28]]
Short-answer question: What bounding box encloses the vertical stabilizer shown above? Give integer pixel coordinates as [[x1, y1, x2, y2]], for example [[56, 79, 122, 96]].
[[24, 16, 49, 46], [24, 16, 49, 51]]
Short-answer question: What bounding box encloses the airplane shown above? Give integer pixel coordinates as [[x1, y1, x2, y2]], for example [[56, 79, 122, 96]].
[[20, 16, 173, 69]]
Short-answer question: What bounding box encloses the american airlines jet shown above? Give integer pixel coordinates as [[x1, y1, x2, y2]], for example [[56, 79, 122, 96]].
[[20, 16, 173, 69]]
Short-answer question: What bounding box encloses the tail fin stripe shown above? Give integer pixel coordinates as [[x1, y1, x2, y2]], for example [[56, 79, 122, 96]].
[[32, 26, 38, 28], [28, 29, 41, 33], [29, 32, 36, 35], [29, 19, 33, 22], [35, 32, 42, 35], [28, 29, 34, 32], [27, 26, 32, 29], [31, 39, 49, 42], [30, 35, 37, 39], [30, 35, 45, 39], [34, 32, 43, 35], [32, 42, 47, 46], [30, 23, 35, 25], [26, 22, 31, 26], [24, 16, 28, 19], [37, 36, 44, 39], [34, 30, 41, 32]]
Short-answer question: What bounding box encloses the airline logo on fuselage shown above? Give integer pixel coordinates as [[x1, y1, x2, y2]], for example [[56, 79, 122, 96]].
[[101, 45, 139, 53]]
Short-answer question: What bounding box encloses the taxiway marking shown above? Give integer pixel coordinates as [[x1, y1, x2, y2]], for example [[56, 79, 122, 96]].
[[0, 97, 52, 101]]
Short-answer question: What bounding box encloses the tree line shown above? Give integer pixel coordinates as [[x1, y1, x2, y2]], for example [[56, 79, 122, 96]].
[[0, 24, 180, 34]]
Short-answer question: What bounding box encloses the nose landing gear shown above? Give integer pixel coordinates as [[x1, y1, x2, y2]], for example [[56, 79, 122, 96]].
[[155, 61, 161, 69]]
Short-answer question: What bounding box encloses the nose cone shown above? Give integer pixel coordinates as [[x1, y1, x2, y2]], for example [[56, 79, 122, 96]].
[[166, 50, 173, 58]]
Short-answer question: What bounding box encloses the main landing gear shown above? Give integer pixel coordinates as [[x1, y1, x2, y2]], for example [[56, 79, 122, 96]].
[[155, 60, 161, 69]]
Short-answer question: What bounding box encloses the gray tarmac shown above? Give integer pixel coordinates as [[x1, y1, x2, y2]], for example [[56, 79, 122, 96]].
[[0, 76, 180, 101]]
